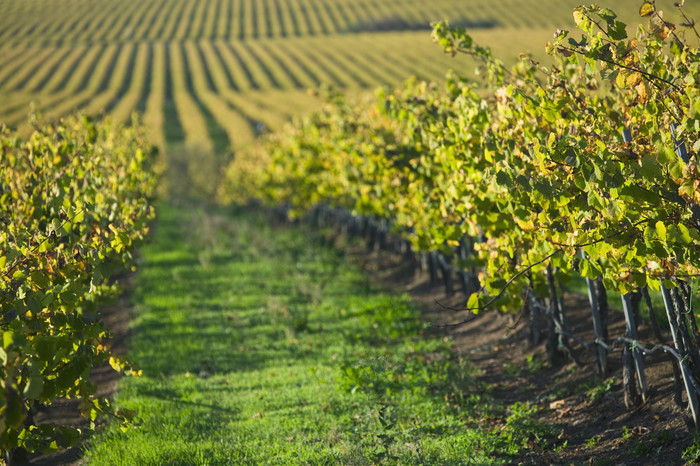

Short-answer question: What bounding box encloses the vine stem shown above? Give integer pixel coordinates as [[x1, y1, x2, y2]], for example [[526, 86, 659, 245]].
[[550, 219, 649, 249], [433, 249, 562, 327], [559, 44, 683, 94]]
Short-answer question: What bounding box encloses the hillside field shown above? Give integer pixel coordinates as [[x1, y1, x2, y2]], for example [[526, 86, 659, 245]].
[[2, 0, 697, 154]]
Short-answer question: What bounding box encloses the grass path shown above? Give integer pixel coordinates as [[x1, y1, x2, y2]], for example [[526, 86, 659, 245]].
[[84, 203, 547, 464]]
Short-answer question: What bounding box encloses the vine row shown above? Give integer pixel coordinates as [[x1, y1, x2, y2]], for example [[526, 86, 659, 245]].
[[222, 2, 700, 426], [0, 114, 159, 460]]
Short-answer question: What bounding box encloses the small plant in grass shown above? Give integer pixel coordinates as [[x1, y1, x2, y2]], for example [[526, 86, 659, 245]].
[[487, 401, 555, 457], [621, 425, 633, 443], [682, 434, 700, 463], [587, 377, 617, 402], [628, 430, 673, 457], [504, 355, 546, 379], [586, 434, 603, 448], [504, 362, 520, 378], [552, 438, 568, 452], [593, 458, 614, 466], [525, 354, 547, 374]]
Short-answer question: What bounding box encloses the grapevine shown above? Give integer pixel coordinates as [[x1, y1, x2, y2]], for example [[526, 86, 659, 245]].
[[0, 114, 158, 458]]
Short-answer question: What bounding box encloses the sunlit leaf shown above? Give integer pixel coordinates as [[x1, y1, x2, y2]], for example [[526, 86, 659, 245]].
[[639, 2, 655, 17]]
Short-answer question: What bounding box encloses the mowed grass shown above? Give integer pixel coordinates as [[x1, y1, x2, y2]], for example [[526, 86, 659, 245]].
[[84, 203, 552, 464]]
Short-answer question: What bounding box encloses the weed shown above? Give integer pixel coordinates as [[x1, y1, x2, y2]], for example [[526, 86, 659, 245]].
[[504, 362, 520, 378], [587, 377, 616, 402], [586, 434, 602, 448], [485, 401, 556, 458], [621, 425, 633, 443], [525, 354, 546, 373], [627, 430, 672, 457], [504, 355, 546, 379], [553, 439, 568, 452], [682, 434, 700, 463]]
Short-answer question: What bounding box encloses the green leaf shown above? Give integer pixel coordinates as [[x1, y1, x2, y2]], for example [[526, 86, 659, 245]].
[[573, 8, 587, 27], [599, 8, 617, 23], [489, 277, 507, 293], [657, 145, 676, 164], [23, 363, 44, 399], [580, 258, 602, 279], [639, 155, 662, 180], [609, 21, 627, 40], [678, 224, 692, 244], [495, 171, 512, 187], [5, 396, 25, 429], [3, 331, 15, 349], [73, 210, 85, 224], [30, 270, 49, 289], [662, 279, 677, 289], [669, 160, 685, 180], [619, 184, 659, 204], [655, 221, 667, 241]]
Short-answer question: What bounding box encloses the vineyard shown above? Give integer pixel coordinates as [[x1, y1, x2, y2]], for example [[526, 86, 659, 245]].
[[4, 0, 700, 463], [220, 0, 700, 462], [2, 0, 695, 153]]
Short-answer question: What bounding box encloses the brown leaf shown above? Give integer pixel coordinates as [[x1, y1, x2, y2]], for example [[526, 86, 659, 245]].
[[650, 15, 676, 39], [557, 47, 574, 58], [635, 81, 649, 104], [549, 400, 566, 409]]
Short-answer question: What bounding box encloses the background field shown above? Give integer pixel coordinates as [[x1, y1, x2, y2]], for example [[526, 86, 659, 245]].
[[2, 0, 697, 155]]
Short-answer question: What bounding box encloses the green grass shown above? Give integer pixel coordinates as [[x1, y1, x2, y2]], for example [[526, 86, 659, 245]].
[[84, 203, 553, 464]]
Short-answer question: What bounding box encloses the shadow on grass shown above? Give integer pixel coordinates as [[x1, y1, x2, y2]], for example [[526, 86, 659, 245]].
[[126, 202, 375, 378]]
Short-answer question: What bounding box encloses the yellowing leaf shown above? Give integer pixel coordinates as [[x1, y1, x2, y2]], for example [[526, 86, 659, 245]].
[[573, 8, 586, 26], [639, 2, 655, 17], [109, 356, 123, 372], [635, 81, 648, 104], [626, 72, 643, 87], [650, 15, 675, 40], [466, 292, 480, 312]]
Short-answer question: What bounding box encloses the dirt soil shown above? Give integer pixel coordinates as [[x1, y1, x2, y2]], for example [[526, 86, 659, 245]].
[[28, 221, 699, 465], [340, 233, 699, 466]]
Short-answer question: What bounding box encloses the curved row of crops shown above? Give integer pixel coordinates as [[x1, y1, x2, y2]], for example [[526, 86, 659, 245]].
[[221, 1, 700, 420], [0, 35, 475, 150], [0, 0, 583, 44], [0, 115, 159, 457], [5, 0, 695, 152]]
